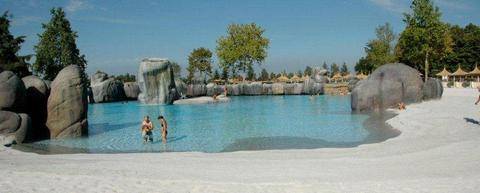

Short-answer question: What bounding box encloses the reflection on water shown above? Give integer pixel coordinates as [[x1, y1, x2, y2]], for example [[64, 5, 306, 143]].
[[19, 95, 399, 154]]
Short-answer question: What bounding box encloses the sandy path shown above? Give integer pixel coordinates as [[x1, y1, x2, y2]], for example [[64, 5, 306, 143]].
[[1, 88, 479, 193]]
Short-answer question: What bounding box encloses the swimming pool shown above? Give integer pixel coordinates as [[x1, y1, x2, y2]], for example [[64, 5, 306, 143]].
[[28, 95, 397, 153]]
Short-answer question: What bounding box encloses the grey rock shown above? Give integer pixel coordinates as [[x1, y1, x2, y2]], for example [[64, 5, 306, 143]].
[[22, 75, 50, 141], [262, 84, 273, 95], [348, 78, 360, 92], [423, 78, 443, 100], [227, 84, 241, 96], [0, 71, 26, 112], [123, 82, 140, 100], [187, 84, 207, 97], [46, 65, 88, 139], [0, 111, 30, 145], [137, 58, 179, 104], [174, 79, 187, 97], [243, 82, 262, 95], [272, 83, 284, 95], [90, 72, 126, 103], [351, 63, 424, 112]]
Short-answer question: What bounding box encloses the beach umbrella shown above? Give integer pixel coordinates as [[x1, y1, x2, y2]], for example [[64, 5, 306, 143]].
[[452, 65, 467, 83], [276, 75, 289, 82], [290, 74, 302, 83], [468, 65, 480, 82], [332, 73, 343, 83], [435, 67, 451, 81]]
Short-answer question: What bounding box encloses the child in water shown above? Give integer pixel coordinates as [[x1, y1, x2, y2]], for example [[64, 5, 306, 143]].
[[141, 116, 153, 143]]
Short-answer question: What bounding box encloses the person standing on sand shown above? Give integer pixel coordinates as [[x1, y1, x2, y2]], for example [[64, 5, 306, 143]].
[[475, 86, 480, 105], [141, 116, 154, 143], [158, 116, 168, 143]]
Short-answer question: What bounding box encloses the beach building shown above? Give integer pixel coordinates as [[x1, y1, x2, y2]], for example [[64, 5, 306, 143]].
[[452, 65, 468, 88], [468, 65, 480, 88], [436, 67, 451, 88]]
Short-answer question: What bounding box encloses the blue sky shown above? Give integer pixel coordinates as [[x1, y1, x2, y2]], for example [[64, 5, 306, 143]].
[[2, 0, 479, 76]]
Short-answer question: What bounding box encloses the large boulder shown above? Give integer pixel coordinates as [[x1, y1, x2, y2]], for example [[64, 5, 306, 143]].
[[272, 83, 284, 95], [22, 75, 50, 141], [0, 71, 26, 112], [174, 79, 187, 97], [137, 58, 179, 104], [423, 78, 443, 100], [123, 82, 140, 100], [262, 84, 273, 95], [243, 82, 262, 95], [351, 63, 424, 112], [284, 83, 303, 95], [348, 78, 360, 92], [0, 111, 31, 146], [312, 67, 329, 83], [187, 84, 207, 97], [90, 71, 126, 103], [46, 65, 88, 139], [227, 84, 241, 96]]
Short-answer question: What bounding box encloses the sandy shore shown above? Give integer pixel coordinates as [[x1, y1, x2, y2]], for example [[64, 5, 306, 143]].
[[1, 88, 479, 193]]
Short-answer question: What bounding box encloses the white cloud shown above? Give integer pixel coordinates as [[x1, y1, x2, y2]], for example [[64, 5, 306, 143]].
[[66, 0, 91, 13], [368, 0, 409, 14]]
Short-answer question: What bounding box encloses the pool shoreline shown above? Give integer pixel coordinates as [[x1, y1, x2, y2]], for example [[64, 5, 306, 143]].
[[12, 108, 401, 155]]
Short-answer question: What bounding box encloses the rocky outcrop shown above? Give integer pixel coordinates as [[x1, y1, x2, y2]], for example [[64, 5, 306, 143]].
[[90, 71, 126, 103], [272, 83, 284, 95], [0, 111, 31, 146], [22, 75, 50, 141], [348, 78, 360, 92], [423, 78, 443, 100], [137, 58, 179, 104], [243, 82, 263, 95], [187, 84, 207, 97], [46, 65, 88, 139], [0, 71, 25, 112], [351, 63, 425, 112], [175, 79, 187, 97], [173, 96, 230, 105], [123, 82, 140, 100]]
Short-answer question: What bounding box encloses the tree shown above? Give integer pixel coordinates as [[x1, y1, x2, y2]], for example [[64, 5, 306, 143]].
[[187, 47, 213, 83], [259, 68, 269, 81], [364, 23, 397, 70], [330, 63, 339, 76], [0, 11, 31, 77], [354, 57, 373, 74], [441, 23, 480, 73], [322, 62, 329, 76], [287, 72, 294, 78], [269, 72, 276, 80], [297, 70, 303, 77], [213, 69, 220, 80], [304, 66, 312, 76], [216, 23, 269, 75], [396, 0, 452, 81], [340, 62, 349, 75], [114, 73, 136, 82], [221, 67, 229, 80], [246, 65, 256, 80], [33, 8, 87, 81]]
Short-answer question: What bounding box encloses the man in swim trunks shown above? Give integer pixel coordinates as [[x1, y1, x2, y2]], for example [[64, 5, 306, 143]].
[[141, 116, 154, 143], [158, 116, 168, 144]]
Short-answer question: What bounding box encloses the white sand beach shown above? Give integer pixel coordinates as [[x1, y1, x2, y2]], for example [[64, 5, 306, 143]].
[[1, 88, 479, 193]]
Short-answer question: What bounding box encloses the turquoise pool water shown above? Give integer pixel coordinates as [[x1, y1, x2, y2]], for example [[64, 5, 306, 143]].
[[29, 95, 395, 153]]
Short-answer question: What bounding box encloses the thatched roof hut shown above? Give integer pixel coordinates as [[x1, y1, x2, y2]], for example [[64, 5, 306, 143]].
[[356, 72, 368, 80], [276, 75, 289, 82], [290, 75, 302, 82], [436, 67, 451, 81]]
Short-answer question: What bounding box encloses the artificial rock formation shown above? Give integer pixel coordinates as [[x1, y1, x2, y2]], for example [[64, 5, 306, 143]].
[[0, 111, 31, 146], [137, 58, 179, 104], [423, 78, 443, 100], [46, 65, 88, 139], [351, 63, 426, 112], [90, 71, 126, 103], [0, 71, 26, 112], [22, 75, 50, 141], [123, 82, 140, 100]]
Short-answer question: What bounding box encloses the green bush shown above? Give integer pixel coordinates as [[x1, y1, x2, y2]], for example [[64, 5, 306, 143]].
[[447, 81, 454, 88], [462, 81, 471, 88]]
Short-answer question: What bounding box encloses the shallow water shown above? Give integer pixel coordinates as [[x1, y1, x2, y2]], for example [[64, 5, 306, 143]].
[[26, 95, 397, 153]]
